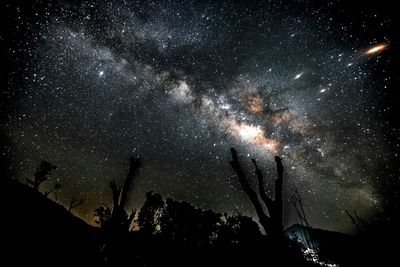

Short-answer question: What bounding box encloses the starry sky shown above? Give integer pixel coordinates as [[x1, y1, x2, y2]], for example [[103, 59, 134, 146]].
[[2, 0, 399, 233]]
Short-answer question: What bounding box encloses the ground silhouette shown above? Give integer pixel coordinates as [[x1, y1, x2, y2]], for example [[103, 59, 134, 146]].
[[2, 149, 399, 267]]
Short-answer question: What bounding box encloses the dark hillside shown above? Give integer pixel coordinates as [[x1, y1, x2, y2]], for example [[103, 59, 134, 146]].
[[3, 178, 100, 267]]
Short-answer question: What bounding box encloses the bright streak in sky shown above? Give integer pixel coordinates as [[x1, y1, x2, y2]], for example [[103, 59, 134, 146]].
[[365, 43, 388, 55], [294, 72, 303, 80]]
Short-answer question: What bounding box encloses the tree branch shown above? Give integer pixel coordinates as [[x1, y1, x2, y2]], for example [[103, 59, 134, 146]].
[[68, 197, 84, 212], [230, 148, 271, 233]]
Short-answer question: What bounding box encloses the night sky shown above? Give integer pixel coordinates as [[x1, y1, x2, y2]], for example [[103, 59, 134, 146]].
[[2, 0, 399, 233]]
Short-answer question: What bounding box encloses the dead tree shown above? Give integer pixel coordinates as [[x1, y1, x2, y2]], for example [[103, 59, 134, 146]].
[[68, 197, 84, 212], [44, 183, 62, 197], [27, 161, 57, 191], [230, 148, 283, 239], [108, 156, 141, 232]]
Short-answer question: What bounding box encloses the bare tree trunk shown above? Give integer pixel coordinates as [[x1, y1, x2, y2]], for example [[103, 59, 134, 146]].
[[230, 148, 284, 239], [274, 156, 284, 233], [108, 156, 141, 232], [119, 157, 140, 210], [230, 148, 272, 234], [110, 180, 121, 218]]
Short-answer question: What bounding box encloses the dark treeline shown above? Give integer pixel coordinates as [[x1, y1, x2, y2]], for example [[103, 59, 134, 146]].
[[90, 151, 311, 266]]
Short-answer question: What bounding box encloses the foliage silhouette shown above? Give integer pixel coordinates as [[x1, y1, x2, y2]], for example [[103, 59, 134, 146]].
[[138, 191, 164, 235], [26, 161, 57, 191], [95, 206, 112, 228]]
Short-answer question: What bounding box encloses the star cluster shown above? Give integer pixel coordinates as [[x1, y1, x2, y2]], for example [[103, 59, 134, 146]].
[[2, 0, 398, 232]]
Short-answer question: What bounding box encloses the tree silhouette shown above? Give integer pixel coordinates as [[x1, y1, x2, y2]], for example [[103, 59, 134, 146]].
[[159, 197, 222, 247], [68, 197, 84, 212], [107, 156, 141, 233], [138, 191, 165, 235], [27, 161, 57, 191], [216, 212, 262, 248], [92, 156, 141, 267], [229, 147, 284, 240], [137, 191, 262, 249], [44, 182, 61, 197], [94, 206, 112, 228]]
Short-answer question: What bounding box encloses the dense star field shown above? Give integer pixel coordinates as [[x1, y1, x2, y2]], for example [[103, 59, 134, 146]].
[[2, 0, 398, 232]]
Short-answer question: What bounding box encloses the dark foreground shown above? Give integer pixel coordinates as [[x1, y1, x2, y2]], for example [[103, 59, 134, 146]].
[[2, 178, 399, 267]]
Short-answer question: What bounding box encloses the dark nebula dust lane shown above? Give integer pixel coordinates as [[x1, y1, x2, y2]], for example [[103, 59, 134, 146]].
[[2, 0, 398, 233]]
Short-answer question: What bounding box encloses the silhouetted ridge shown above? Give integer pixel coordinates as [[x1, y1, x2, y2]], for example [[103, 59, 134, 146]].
[[3, 178, 99, 267]]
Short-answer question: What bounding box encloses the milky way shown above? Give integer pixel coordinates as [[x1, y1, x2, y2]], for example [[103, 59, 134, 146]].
[[3, 0, 397, 232]]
